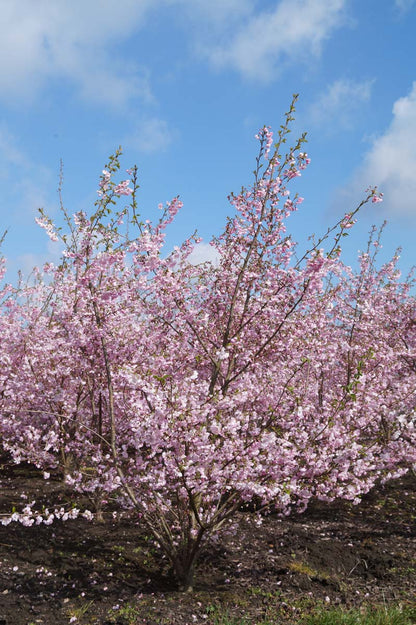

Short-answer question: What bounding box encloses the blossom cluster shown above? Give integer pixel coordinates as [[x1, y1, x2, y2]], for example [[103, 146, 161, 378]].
[[1, 505, 92, 527], [0, 103, 414, 590]]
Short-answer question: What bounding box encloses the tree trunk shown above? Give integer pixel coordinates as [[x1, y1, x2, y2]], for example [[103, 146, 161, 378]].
[[171, 529, 205, 592], [172, 552, 198, 592]]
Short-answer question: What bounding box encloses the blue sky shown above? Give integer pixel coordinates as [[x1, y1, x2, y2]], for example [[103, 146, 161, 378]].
[[0, 0, 415, 281]]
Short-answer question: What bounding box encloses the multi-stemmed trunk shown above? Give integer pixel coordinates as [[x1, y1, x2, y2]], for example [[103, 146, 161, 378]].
[[169, 527, 206, 592]]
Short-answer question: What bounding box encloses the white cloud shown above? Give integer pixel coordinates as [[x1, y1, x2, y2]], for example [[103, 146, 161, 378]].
[[171, 0, 253, 24], [309, 79, 374, 129], [188, 242, 220, 265], [0, 125, 29, 172], [0, 0, 351, 106], [395, 0, 415, 12], [0, 0, 252, 108], [204, 0, 348, 81], [0, 0, 155, 108], [0, 0, 255, 108], [341, 83, 416, 219], [15, 239, 62, 278], [0, 123, 60, 283], [124, 117, 175, 154], [0, 123, 54, 235]]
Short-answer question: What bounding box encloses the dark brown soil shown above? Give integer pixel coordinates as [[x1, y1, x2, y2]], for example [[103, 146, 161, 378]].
[[0, 457, 415, 625]]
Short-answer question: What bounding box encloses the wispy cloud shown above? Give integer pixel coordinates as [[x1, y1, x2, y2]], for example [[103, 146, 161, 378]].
[[0, 125, 30, 182], [0, 123, 59, 282], [188, 242, 220, 265], [15, 239, 62, 278], [124, 117, 176, 154], [0, 124, 52, 215], [308, 79, 374, 130], [0, 0, 256, 108], [339, 82, 416, 220], [172, 0, 253, 25], [395, 0, 415, 13], [0, 0, 155, 109], [204, 0, 348, 81], [0, 0, 351, 106]]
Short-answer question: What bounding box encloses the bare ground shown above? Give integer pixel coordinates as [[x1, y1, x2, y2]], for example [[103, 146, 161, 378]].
[[0, 457, 415, 625]]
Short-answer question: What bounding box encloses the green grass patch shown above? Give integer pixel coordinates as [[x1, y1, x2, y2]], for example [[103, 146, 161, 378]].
[[304, 605, 416, 625], [203, 603, 416, 625]]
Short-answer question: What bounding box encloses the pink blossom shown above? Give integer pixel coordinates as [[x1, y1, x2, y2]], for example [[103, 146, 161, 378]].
[[113, 180, 133, 196], [372, 193, 383, 203], [1, 99, 414, 592]]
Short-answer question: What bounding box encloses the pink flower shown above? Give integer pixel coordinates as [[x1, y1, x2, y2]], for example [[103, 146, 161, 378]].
[[113, 180, 133, 196], [372, 193, 383, 203]]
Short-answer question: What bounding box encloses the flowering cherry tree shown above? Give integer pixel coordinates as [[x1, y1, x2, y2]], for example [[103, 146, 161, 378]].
[[0, 97, 415, 591]]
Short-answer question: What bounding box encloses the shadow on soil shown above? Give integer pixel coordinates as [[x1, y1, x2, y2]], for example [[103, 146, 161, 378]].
[[1, 457, 415, 624]]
